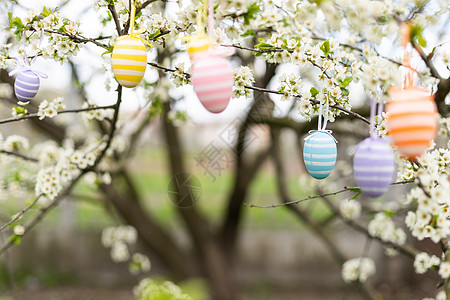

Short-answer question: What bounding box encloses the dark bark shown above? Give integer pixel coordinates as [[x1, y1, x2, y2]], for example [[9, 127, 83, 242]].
[[162, 101, 237, 300], [220, 63, 278, 259]]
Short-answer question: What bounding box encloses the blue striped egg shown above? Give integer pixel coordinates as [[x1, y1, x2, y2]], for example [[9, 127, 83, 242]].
[[303, 131, 337, 179], [14, 70, 40, 103], [353, 138, 395, 197]]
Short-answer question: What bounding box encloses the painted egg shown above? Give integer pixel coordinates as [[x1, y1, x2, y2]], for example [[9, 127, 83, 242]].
[[386, 86, 438, 159], [191, 52, 233, 113], [187, 36, 212, 60], [14, 70, 40, 103], [353, 138, 395, 197], [303, 131, 337, 180], [111, 36, 147, 88]]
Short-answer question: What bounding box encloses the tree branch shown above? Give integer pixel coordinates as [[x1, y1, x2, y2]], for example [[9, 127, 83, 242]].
[[244, 85, 370, 124], [245, 180, 415, 208], [0, 149, 39, 162], [0, 104, 116, 125], [318, 187, 419, 259], [0, 195, 42, 232], [108, 4, 123, 35]]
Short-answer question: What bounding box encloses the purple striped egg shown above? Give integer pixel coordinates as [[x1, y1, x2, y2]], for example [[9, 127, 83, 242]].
[[14, 70, 40, 103], [353, 137, 395, 197]]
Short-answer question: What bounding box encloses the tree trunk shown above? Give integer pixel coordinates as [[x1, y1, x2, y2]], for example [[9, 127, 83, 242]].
[[162, 101, 238, 300]]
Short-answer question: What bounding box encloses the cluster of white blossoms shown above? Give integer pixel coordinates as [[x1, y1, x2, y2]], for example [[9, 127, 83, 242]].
[[339, 199, 362, 220], [34, 141, 101, 205], [37, 97, 65, 120], [233, 66, 255, 98], [368, 212, 407, 245], [361, 55, 401, 99], [402, 149, 450, 244], [129, 253, 151, 275], [170, 63, 190, 88], [278, 73, 303, 101], [341, 257, 376, 283], [413, 252, 440, 274], [1, 134, 30, 153], [438, 117, 450, 146], [11, 9, 81, 63], [81, 102, 109, 122], [102, 225, 150, 274], [102, 225, 137, 263]]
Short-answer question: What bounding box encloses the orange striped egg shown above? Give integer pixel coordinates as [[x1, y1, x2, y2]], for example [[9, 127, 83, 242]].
[[386, 87, 438, 159], [191, 51, 233, 113], [111, 36, 147, 88]]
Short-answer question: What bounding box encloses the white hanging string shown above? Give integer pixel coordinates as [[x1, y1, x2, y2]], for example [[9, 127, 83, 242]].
[[317, 95, 329, 131], [9, 29, 47, 78]]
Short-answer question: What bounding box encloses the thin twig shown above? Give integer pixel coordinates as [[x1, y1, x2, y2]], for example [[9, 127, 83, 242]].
[[245, 186, 358, 208], [244, 85, 370, 124], [0, 104, 116, 125], [0, 149, 39, 162], [0, 195, 42, 232], [245, 180, 415, 208], [33, 28, 109, 49]]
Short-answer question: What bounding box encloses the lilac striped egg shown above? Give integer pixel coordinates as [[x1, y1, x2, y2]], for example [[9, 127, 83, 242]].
[[353, 138, 395, 197], [14, 70, 40, 103]]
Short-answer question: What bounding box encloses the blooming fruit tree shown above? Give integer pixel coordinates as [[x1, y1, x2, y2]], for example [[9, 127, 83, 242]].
[[0, 0, 449, 299]]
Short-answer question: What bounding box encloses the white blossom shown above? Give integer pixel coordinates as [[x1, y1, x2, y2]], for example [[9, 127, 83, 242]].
[[340, 200, 361, 220], [341, 257, 376, 283]]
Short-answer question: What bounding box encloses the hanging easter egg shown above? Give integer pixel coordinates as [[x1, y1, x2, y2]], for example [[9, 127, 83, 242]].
[[191, 51, 233, 113], [14, 70, 40, 103], [111, 36, 147, 88], [187, 36, 212, 61], [386, 87, 438, 159], [353, 138, 395, 197], [303, 131, 337, 179]]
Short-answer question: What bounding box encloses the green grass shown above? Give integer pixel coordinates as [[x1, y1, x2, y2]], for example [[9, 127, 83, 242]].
[[2, 147, 332, 233]]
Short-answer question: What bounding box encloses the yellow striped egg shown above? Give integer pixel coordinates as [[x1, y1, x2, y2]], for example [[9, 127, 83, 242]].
[[111, 36, 147, 88], [187, 36, 212, 60]]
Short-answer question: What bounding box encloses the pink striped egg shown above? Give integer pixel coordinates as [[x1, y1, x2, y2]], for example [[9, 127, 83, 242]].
[[191, 51, 233, 113], [14, 70, 40, 103]]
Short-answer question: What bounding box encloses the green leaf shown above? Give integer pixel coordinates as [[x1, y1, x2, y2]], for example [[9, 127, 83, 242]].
[[384, 210, 395, 217], [410, 24, 427, 48], [417, 35, 427, 47], [348, 188, 361, 200], [310, 87, 319, 97], [8, 13, 25, 39], [13, 105, 27, 115], [241, 29, 255, 37], [9, 235, 21, 245], [320, 39, 330, 55], [243, 3, 260, 25], [101, 44, 114, 56], [254, 42, 274, 50], [42, 6, 53, 17], [338, 76, 353, 88]]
